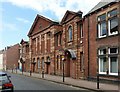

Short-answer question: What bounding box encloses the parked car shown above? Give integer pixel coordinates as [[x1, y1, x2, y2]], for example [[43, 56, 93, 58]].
[[0, 72, 14, 92]]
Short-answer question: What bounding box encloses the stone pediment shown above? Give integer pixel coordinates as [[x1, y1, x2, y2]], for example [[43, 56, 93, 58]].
[[28, 14, 54, 37], [61, 10, 82, 24]]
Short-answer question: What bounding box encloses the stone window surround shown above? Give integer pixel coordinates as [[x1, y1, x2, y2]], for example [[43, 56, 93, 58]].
[[97, 8, 119, 39]]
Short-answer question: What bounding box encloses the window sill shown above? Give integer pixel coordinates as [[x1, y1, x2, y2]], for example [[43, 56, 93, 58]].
[[96, 34, 119, 41], [67, 40, 73, 43], [98, 74, 118, 77], [96, 36, 107, 40], [109, 73, 118, 76], [108, 33, 119, 37], [99, 72, 106, 75]]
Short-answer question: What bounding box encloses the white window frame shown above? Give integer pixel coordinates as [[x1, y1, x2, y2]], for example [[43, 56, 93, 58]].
[[99, 49, 106, 55], [108, 18, 118, 36], [108, 47, 118, 75], [108, 47, 118, 54], [99, 58, 107, 74], [108, 57, 118, 76], [98, 22, 107, 38]]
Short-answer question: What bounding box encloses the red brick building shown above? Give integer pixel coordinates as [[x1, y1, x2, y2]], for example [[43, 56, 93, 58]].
[[27, 10, 85, 79], [26, 1, 119, 81], [55, 10, 84, 79], [18, 39, 30, 72], [83, 1, 120, 81], [28, 14, 62, 74], [3, 44, 20, 70]]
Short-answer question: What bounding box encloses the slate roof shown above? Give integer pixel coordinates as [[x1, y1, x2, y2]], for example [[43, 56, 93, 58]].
[[88, 2, 110, 14], [86, 0, 119, 15]]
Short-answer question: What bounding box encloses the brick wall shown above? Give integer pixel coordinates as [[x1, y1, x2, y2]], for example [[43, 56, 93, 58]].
[[5, 44, 20, 69]]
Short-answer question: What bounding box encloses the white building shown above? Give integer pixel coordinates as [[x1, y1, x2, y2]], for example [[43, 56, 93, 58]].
[[0, 53, 3, 70]]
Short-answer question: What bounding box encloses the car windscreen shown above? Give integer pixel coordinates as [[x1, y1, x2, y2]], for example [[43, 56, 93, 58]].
[[0, 75, 9, 85]]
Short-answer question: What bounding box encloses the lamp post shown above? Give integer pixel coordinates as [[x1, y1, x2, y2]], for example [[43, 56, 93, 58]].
[[97, 72, 99, 89], [42, 70, 44, 78], [42, 58, 44, 78], [97, 57, 99, 89], [62, 55, 65, 82]]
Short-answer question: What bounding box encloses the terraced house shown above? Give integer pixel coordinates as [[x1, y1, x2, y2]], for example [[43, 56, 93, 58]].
[[25, 1, 119, 82], [18, 39, 30, 72], [3, 44, 20, 70], [83, 1, 120, 81]]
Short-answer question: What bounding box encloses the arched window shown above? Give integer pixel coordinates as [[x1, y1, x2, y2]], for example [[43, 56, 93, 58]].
[[68, 26, 73, 41]]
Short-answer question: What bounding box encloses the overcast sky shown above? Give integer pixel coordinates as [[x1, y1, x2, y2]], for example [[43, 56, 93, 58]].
[[0, 0, 101, 50]]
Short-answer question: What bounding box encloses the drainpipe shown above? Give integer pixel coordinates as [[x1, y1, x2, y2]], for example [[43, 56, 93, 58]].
[[87, 16, 90, 80], [53, 34, 56, 75], [76, 22, 79, 79], [118, 1, 120, 91]]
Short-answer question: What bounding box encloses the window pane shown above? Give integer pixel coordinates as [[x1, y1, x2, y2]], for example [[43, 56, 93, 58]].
[[42, 58, 44, 69], [56, 35, 58, 46], [99, 49, 106, 55], [101, 22, 107, 36], [80, 24, 83, 38], [108, 9, 117, 17], [37, 59, 40, 68], [98, 14, 106, 21], [110, 18, 118, 34], [110, 48, 117, 54], [59, 34, 62, 45], [68, 26, 72, 41], [100, 57, 106, 72], [0, 76, 8, 81], [110, 57, 118, 73]]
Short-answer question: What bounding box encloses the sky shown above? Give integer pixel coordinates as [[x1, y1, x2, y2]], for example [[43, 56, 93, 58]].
[[0, 0, 102, 50]]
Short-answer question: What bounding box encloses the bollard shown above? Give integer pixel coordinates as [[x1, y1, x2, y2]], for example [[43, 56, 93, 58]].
[[97, 74, 99, 89], [62, 59, 65, 82], [42, 70, 44, 78], [12, 69, 13, 73], [22, 70, 23, 75], [16, 68, 17, 73], [30, 70, 32, 76]]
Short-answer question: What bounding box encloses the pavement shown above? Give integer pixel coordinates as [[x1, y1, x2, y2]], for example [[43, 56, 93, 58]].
[[7, 70, 119, 92]]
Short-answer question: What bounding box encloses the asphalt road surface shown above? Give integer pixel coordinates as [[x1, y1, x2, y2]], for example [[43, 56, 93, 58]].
[[6, 72, 93, 91]]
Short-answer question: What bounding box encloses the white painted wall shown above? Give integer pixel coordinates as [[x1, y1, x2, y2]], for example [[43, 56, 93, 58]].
[[18, 60, 22, 71], [0, 54, 3, 70]]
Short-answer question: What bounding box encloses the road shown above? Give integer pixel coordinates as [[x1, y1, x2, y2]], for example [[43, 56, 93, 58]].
[[6, 72, 93, 91]]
